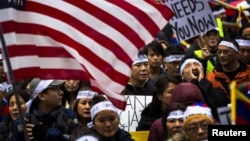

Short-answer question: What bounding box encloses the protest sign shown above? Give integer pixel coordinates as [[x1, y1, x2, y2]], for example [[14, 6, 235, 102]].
[[217, 106, 231, 125], [118, 95, 152, 132], [162, 0, 217, 41]]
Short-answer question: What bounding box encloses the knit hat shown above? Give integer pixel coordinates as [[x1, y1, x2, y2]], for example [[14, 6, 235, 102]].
[[183, 102, 214, 128], [170, 82, 205, 106]]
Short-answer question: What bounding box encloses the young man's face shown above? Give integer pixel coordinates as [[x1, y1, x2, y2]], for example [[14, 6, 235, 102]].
[[42, 86, 64, 108], [238, 46, 250, 64], [147, 49, 163, 68], [164, 61, 181, 77], [217, 45, 238, 66]]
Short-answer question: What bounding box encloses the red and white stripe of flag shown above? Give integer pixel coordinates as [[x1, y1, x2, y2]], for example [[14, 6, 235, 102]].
[[0, 0, 173, 110]]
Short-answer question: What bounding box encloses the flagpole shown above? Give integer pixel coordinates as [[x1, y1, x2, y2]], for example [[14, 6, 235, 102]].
[[230, 81, 236, 125], [211, 0, 237, 10], [0, 26, 30, 141]]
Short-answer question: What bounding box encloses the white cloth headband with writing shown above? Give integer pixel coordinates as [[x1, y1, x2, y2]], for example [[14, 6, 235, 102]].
[[167, 110, 184, 119], [179, 58, 202, 75], [219, 41, 238, 52], [90, 101, 118, 120], [164, 55, 184, 62], [76, 90, 97, 99], [236, 39, 250, 47], [132, 54, 148, 65]]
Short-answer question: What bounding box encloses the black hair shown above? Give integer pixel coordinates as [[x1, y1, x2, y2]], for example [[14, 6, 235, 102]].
[[238, 23, 250, 38], [143, 40, 165, 57], [141, 75, 179, 119], [164, 44, 185, 57], [6, 88, 30, 103], [18, 78, 33, 91], [69, 126, 100, 141], [91, 94, 107, 106]]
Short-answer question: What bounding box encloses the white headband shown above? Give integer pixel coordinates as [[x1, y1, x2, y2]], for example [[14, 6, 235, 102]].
[[132, 54, 148, 65], [0, 84, 4, 92], [87, 101, 118, 128], [213, 8, 226, 16], [76, 135, 99, 141], [179, 59, 202, 75], [236, 39, 250, 47], [219, 41, 238, 52], [90, 101, 118, 120], [167, 110, 184, 119], [164, 55, 184, 63], [76, 90, 97, 100]]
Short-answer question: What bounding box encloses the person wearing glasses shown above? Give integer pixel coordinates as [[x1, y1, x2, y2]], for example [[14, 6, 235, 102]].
[[24, 78, 79, 141], [183, 102, 214, 141], [206, 39, 250, 105]]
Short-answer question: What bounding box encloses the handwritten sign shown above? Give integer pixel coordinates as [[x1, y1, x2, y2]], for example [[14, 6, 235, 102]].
[[118, 95, 152, 132], [162, 0, 217, 41]]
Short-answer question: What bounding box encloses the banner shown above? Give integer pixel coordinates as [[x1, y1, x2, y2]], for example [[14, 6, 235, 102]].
[[118, 95, 152, 132], [163, 0, 217, 41]]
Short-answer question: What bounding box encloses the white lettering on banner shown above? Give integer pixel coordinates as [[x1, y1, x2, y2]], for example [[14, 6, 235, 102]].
[[118, 95, 152, 132], [163, 0, 217, 41]]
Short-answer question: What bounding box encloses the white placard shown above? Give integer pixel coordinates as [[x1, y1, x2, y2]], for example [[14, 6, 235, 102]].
[[118, 95, 152, 132], [162, 0, 217, 41]]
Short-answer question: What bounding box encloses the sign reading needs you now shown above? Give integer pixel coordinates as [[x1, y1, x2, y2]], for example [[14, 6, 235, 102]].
[[163, 0, 217, 41]]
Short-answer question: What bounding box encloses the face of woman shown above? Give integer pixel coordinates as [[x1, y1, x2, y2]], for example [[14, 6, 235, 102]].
[[64, 79, 80, 92], [9, 95, 27, 120], [157, 82, 176, 110], [77, 98, 92, 119], [93, 110, 119, 138]]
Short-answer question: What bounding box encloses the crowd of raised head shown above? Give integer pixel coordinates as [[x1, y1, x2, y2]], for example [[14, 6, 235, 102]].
[[124, 0, 250, 140]]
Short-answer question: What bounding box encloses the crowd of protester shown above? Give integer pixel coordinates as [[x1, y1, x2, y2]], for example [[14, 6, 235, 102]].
[[0, 0, 250, 141]]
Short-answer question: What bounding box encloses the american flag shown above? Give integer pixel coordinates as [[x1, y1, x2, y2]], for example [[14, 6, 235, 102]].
[[0, 0, 173, 110]]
